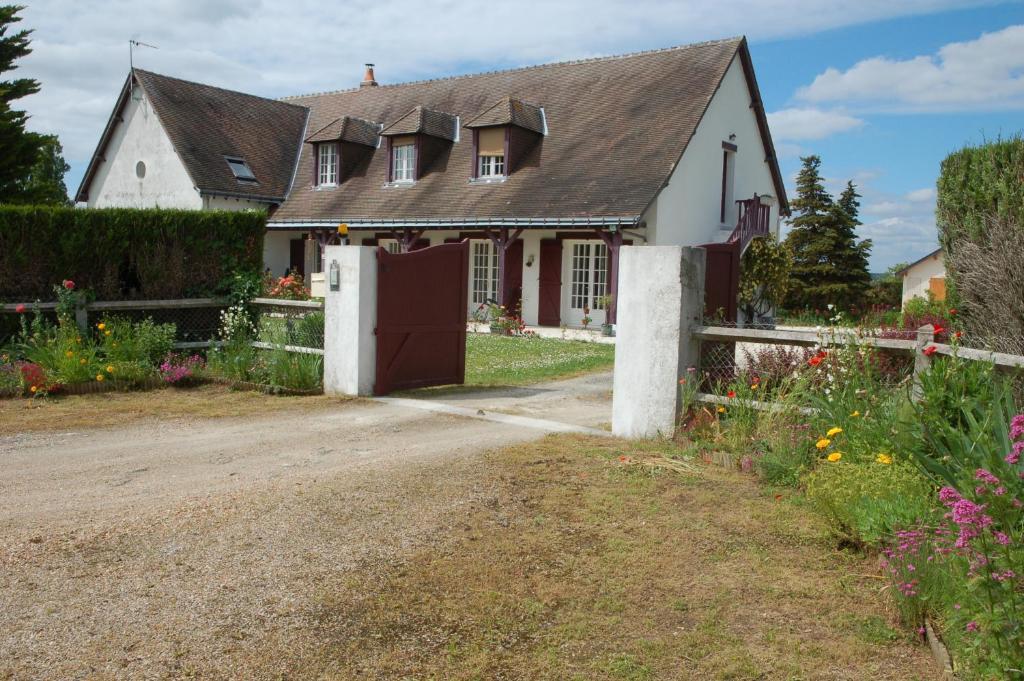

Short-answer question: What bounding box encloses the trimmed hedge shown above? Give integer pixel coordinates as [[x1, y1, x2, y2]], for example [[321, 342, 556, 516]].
[[937, 136, 1024, 249], [0, 206, 265, 301]]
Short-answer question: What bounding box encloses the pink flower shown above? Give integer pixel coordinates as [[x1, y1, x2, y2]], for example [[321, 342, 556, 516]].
[[975, 469, 1000, 485], [62, 279, 75, 290], [966, 621, 979, 633], [993, 531, 1012, 546], [15, 303, 26, 314]]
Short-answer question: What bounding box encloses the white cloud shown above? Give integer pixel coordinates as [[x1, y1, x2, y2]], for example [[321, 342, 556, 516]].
[[767, 108, 864, 141], [798, 24, 1024, 111], [905, 187, 936, 202], [9, 0, 993, 192]]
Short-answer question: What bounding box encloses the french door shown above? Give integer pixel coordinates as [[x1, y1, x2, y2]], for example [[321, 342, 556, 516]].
[[468, 240, 499, 316], [561, 240, 608, 327]]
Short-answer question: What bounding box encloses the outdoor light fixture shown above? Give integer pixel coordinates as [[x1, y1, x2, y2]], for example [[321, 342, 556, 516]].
[[329, 259, 340, 291], [526, 254, 535, 267]]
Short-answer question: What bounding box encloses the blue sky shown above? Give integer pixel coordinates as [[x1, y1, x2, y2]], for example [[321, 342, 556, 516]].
[[16, 0, 1024, 271]]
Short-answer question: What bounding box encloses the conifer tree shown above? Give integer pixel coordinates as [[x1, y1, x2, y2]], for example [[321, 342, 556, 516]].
[[0, 5, 44, 202], [783, 156, 873, 311]]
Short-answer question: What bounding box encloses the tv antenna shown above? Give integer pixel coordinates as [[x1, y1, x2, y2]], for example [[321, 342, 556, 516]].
[[128, 39, 158, 98], [129, 39, 158, 70]]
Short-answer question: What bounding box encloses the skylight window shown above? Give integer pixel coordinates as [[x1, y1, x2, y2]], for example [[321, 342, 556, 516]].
[[225, 156, 257, 182]]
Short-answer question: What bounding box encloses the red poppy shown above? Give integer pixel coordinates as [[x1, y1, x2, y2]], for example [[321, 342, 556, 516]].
[[949, 308, 958, 316], [727, 390, 736, 398], [752, 376, 761, 384], [678, 378, 686, 385], [923, 345, 938, 357], [62, 279, 75, 290], [933, 324, 945, 335], [954, 331, 963, 340], [15, 303, 26, 314], [808, 356, 822, 367]]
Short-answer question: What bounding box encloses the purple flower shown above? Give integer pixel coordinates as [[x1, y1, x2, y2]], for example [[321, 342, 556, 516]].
[[975, 468, 1000, 485], [966, 621, 979, 633], [993, 531, 1012, 546], [939, 487, 961, 503], [1011, 414, 1024, 441]]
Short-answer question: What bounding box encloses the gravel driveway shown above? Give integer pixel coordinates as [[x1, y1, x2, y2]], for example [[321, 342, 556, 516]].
[[0, 373, 612, 679]]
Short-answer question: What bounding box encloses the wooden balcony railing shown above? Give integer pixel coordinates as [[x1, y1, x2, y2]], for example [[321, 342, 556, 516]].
[[727, 194, 771, 253]]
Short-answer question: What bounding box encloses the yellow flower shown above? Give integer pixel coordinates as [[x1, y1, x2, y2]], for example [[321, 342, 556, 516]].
[[850, 410, 861, 418], [816, 438, 831, 450], [750, 383, 759, 390], [65, 350, 74, 358], [96, 374, 105, 382], [716, 406, 726, 414], [97, 323, 105, 330], [876, 453, 894, 465], [79, 358, 87, 365], [827, 452, 843, 462], [30, 385, 38, 393], [104, 330, 111, 336], [106, 365, 115, 374], [826, 427, 843, 438]]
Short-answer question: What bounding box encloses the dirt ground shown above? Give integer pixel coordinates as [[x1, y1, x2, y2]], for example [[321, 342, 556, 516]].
[[0, 376, 937, 679]]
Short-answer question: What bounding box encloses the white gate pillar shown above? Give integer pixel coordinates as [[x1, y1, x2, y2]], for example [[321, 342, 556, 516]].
[[323, 245, 377, 396], [612, 246, 705, 438]]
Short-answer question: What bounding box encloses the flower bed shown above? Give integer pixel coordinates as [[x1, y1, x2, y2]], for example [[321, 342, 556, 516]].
[[687, 317, 1024, 679]]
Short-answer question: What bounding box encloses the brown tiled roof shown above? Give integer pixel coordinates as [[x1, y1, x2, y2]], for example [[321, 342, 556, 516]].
[[306, 115, 381, 147], [76, 70, 309, 203], [272, 37, 787, 225], [465, 97, 545, 133], [380, 106, 458, 141]]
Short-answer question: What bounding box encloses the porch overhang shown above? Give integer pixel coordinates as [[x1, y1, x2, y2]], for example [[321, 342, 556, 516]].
[[266, 216, 643, 231]]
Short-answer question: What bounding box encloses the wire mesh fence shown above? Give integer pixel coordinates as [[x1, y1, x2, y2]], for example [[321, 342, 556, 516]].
[[251, 298, 324, 353]]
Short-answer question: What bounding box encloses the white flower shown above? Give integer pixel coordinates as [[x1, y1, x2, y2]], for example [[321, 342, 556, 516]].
[[827, 304, 834, 310]]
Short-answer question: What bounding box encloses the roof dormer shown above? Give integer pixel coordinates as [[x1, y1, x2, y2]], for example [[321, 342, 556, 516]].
[[305, 115, 381, 188], [464, 97, 545, 181], [380, 106, 458, 184]]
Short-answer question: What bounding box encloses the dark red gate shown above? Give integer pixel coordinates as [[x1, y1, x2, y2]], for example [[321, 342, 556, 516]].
[[375, 241, 469, 395]]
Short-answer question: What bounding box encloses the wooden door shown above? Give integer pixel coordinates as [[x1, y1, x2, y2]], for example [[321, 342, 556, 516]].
[[503, 239, 524, 314], [538, 238, 562, 326], [289, 239, 305, 277]]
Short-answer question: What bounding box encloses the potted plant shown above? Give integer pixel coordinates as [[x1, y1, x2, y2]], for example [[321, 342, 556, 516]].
[[597, 294, 615, 336], [581, 306, 592, 329]]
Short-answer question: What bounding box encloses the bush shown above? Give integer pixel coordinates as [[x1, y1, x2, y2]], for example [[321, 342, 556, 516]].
[[937, 136, 1024, 353], [0, 206, 266, 301]]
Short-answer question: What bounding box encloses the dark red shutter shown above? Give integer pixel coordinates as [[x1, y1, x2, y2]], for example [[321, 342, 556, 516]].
[[538, 238, 562, 326], [502, 239, 524, 313]]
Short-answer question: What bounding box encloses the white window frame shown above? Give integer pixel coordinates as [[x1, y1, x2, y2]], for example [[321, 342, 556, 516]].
[[478, 154, 505, 178], [318, 143, 338, 186], [377, 238, 403, 254], [469, 240, 500, 311], [562, 240, 609, 327], [392, 143, 415, 182]]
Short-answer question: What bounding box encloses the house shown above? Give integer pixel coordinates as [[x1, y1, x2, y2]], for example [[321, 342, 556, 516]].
[[76, 36, 788, 328], [898, 248, 946, 307]]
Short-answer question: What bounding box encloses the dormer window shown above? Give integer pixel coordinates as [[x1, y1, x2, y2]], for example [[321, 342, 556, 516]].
[[225, 156, 256, 183], [392, 140, 416, 182], [318, 143, 338, 186], [478, 154, 504, 178], [465, 97, 545, 181], [380, 107, 458, 185]]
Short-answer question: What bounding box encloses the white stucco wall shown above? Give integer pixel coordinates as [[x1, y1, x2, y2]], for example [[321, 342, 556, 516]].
[[643, 56, 781, 246], [263, 230, 295, 277], [86, 91, 202, 209], [901, 252, 946, 305]]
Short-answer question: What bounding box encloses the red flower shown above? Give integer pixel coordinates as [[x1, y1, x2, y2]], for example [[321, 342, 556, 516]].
[[808, 356, 822, 367], [954, 331, 963, 340], [949, 308, 957, 316], [923, 345, 938, 357], [933, 324, 945, 335], [62, 279, 75, 290], [15, 303, 26, 314], [727, 390, 736, 398], [751, 376, 761, 384], [678, 378, 686, 385]]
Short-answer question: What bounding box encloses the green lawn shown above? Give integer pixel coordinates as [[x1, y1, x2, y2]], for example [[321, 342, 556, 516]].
[[464, 333, 615, 386]]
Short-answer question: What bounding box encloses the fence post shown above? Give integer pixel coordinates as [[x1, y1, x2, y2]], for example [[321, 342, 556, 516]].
[[323, 245, 377, 396], [612, 246, 706, 438], [912, 323, 935, 401], [75, 301, 89, 333]]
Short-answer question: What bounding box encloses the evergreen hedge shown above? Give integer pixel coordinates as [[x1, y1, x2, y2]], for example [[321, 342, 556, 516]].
[[937, 136, 1024, 247], [0, 206, 266, 301], [937, 136, 1024, 351]]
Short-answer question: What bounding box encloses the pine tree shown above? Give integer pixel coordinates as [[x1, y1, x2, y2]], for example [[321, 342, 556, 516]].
[[783, 156, 873, 311], [0, 5, 44, 203]]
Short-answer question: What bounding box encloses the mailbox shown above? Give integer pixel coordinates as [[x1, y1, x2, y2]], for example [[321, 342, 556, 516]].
[[329, 259, 340, 291]]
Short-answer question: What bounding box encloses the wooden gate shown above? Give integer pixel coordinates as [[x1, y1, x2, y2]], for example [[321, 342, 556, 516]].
[[375, 241, 469, 395]]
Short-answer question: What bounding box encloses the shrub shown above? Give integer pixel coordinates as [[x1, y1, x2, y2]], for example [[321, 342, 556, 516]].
[[0, 206, 266, 301]]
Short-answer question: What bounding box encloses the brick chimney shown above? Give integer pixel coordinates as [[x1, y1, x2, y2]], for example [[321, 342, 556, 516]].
[[361, 64, 378, 88]]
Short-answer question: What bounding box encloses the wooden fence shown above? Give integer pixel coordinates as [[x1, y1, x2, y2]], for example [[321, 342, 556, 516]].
[[693, 323, 1024, 409]]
